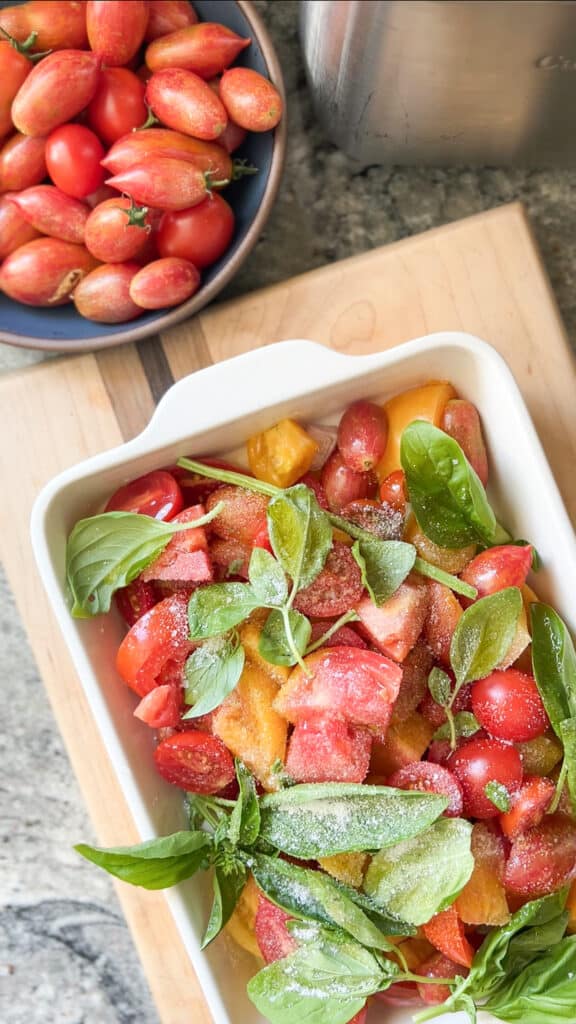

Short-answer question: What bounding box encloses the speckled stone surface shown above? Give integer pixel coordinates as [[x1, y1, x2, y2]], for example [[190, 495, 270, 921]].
[[2, 2, 576, 1021]]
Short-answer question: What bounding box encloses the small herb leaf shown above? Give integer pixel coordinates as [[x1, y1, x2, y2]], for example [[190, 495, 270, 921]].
[[201, 860, 246, 948], [433, 711, 480, 741], [248, 547, 288, 606], [351, 538, 415, 606], [187, 581, 260, 640], [183, 634, 245, 718], [485, 780, 511, 813], [258, 608, 311, 666], [428, 667, 452, 708], [74, 831, 212, 889], [450, 587, 523, 685], [267, 485, 332, 592], [531, 603, 576, 730], [228, 760, 260, 847]]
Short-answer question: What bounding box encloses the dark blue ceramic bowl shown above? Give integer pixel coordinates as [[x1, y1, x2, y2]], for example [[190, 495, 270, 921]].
[[0, 0, 286, 351]]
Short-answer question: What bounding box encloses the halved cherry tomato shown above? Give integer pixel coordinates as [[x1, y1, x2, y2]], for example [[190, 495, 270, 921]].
[[134, 683, 182, 729], [153, 730, 235, 793], [146, 23, 251, 78], [499, 776, 555, 840], [448, 737, 523, 819], [116, 593, 192, 697], [504, 814, 576, 897], [73, 262, 142, 323], [105, 470, 184, 519], [220, 67, 283, 132], [0, 1, 89, 52], [145, 0, 198, 42], [157, 193, 235, 269], [129, 257, 201, 310], [146, 68, 228, 140], [11, 186, 89, 244], [0, 132, 46, 192], [460, 545, 533, 600], [293, 542, 364, 618], [106, 156, 210, 212], [340, 499, 404, 541], [388, 762, 464, 817], [85, 197, 152, 264], [86, 0, 149, 67], [337, 400, 388, 472], [0, 41, 32, 139], [422, 905, 474, 968], [87, 68, 147, 146], [115, 578, 157, 627], [0, 194, 39, 259], [11, 50, 101, 137], [0, 238, 97, 305], [471, 669, 549, 742], [45, 124, 105, 199]]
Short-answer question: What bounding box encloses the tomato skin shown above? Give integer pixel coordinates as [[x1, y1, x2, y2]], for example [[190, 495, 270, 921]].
[[73, 262, 142, 323], [341, 499, 404, 541], [103, 128, 232, 184], [461, 545, 533, 600], [0, 42, 31, 139], [337, 400, 388, 472], [11, 50, 101, 138], [45, 124, 105, 199], [145, 0, 198, 42], [499, 776, 555, 840], [379, 469, 407, 514], [115, 578, 157, 627], [85, 197, 152, 263], [157, 193, 234, 268], [417, 953, 465, 1005], [0, 1, 88, 52], [0, 193, 39, 259], [0, 132, 46, 192], [11, 186, 89, 244], [86, 0, 149, 67], [106, 156, 210, 212], [129, 257, 201, 310], [292, 542, 364, 618], [441, 399, 489, 486], [146, 23, 251, 79], [219, 117, 246, 154], [106, 470, 184, 519], [146, 68, 228, 140], [504, 814, 576, 898], [0, 238, 97, 305], [220, 67, 283, 132], [206, 485, 269, 545], [153, 730, 236, 794], [471, 669, 549, 742], [321, 450, 377, 511], [388, 762, 464, 818], [448, 737, 523, 819], [87, 68, 147, 146], [116, 593, 192, 697]]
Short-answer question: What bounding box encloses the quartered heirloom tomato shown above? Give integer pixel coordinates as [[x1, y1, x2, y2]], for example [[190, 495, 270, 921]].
[[105, 470, 184, 519]]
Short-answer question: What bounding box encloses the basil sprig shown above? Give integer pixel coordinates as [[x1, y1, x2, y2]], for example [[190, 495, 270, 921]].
[[75, 831, 213, 889], [183, 633, 245, 719], [531, 603, 576, 810], [66, 505, 223, 617], [400, 419, 497, 547]]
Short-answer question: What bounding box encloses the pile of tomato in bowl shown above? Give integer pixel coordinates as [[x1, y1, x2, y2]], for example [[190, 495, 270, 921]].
[[0, 0, 285, 350]]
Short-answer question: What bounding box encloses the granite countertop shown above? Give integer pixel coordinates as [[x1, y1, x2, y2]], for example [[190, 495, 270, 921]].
[[2, 2, 576, 1021]]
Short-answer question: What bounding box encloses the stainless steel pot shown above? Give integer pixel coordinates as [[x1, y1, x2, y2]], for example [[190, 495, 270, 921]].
[[300, 0, 576, 165]]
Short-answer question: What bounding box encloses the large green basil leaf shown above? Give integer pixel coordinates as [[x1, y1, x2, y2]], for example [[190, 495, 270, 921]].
[[266, 484, 332, 592], [201, 860, 246, 948], [400, 420, 496, 547], [258, 608, 311, 666], [259, 783, 447, 858], [351, 538, 415, 605], [187, 581, 261, 640], [484, 935, 576, 1023], [66, 507, 221, 617], [249, 852, 410, 950], [183, 634, 245, 718], [450, 587, 522, 685], [363, 817, 473, 925], [531, 603, 576, 730], [75, 831, 212, 889]]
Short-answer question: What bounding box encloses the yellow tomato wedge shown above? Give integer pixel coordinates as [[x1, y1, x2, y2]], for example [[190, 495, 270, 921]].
[[247, 418, 319, 488], [376, 380, 456, 481]]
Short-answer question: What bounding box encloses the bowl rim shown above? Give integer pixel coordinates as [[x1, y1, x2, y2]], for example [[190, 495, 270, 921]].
[[0, 0, 287, 354]]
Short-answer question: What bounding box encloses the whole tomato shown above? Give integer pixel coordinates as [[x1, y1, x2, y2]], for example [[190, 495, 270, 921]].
[[0, 132, 47, 192], [10, 185, 90, 243], [73, 262, 142, 323], [145, 23, 250, 79], [144, 0, 197, 42], [106, 156, 211, 211], [11, 50, 101, 137], [102, 127, 232, 183], [157, 193, 234, 268], [86, 0, 149, 67], [0, 41, 32, 139], [45, 124, 106, 199], [0, 238, 97, 305], [129, 257, 201, 309], [220, 67, 283, 132], [87, 68, 147, 146], [0, 1, 88, 52], [0, 193, 39, 259], [84, 197, 152, 263], [146, 68, 228, 140]]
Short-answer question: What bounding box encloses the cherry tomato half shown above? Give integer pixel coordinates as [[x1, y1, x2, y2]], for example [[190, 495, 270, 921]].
[[153, 730, 236, 793], [45, 124, 106, 199], [105, 470, 184, 520], [116, 593, 191, 697]]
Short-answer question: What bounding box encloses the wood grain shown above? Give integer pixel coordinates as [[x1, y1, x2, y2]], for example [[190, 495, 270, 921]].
[[1, 202, 575, 1024]]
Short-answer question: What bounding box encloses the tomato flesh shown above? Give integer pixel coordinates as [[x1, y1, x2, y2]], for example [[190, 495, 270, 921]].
[[254, 893, 297, 964], [388, 762, 464, 818], [116, 593, 192, 697], [153, 730, 235, 793], [293, 542, 364, 618], [105, 470, 184, 520]]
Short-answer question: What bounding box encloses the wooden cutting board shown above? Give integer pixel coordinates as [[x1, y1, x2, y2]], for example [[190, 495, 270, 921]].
[[1, 202, 576, 1024]]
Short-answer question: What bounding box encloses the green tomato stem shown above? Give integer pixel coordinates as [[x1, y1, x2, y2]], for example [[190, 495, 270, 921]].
[[413, 556, 477, 599], [305, 609, 359, 655], [281, 605, 309, 675], [177, 457, 279, 498]]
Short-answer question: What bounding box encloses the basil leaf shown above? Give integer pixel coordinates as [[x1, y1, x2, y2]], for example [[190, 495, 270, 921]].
[[428, 667, 452, 707], [502, 909, 569, 980], [559, 718, 576, 808], [450, 587, 523, 685], [351, 538, 415, 605], [249, 852, 409, 951], [433, 711, 480, 741], [400, 420, 496, 547], [183, 634, 245, 718], [201, 860, 246, 948], [267, 484, 332, 592], [259, 783, 448, 858], [248, 547, 288, 606], [258, 608, 311, 666], [363, 817, 473, 926], [66, 507, 221, 617], [228, 760, 260, 848], [75, 831, 212, 889], [485, 935, 576, 1023], [485, 780, 511, 812], [531, 603, 576, 730], [187, 581, 260, 640], [247, 922, 388, 1024]]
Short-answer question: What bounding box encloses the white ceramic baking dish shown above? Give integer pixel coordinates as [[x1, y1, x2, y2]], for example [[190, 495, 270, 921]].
[[30, 333, 576, 1024]]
